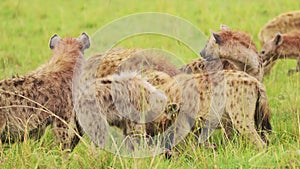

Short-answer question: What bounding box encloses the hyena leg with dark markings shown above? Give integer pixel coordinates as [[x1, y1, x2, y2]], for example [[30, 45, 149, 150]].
[[52, 118, 79, 151], [222, 113, 235, 141]]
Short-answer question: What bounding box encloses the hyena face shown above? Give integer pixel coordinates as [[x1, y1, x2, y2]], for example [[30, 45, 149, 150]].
[[200, 34, 220, 60], [201, 25, 259, 62], [260, 33, 283, 75], [200, 25, 263, 81], [260, 30, 300, 75], [260, 33, 283, 62]]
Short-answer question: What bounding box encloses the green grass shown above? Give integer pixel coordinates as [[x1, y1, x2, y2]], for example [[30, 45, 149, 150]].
[[0, 0, 300, 168]]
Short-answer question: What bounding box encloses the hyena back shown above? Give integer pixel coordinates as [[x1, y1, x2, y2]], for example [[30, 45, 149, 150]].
[[258, 11, 300, 45]]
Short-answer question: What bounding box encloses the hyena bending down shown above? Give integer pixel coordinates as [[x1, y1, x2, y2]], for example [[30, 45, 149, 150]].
[[75, 48, 180, 150], [258, 11, 300, 75], [0, 33, 90, 150], [185, 25, 263, 81], [80, 58, 272, 151], [160, 70, 272, 149], [260, 30, 300, 75]]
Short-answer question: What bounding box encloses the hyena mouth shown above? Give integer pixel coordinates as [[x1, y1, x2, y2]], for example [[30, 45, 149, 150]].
[[200, 50, 218, 61], [263, 54, 278, 66], [263, 56, 275, 67], [204, 57, 219, 61]]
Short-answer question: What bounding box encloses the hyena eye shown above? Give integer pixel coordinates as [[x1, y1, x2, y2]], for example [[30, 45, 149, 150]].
[[260, 50, 265, 55]]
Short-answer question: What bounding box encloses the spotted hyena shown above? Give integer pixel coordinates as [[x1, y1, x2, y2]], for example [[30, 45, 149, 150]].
[[258, 11, 300, 75], [258, 11, 300, 45], [195, 25, 264, 81], [260, 30, 300, 75], [74, 48, 180, 151], [0, 33, 90, 150], [157, 70, 272, 149], [76, 48, 271, 151]]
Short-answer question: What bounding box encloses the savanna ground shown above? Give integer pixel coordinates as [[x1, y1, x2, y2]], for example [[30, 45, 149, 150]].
[[0, 0, 300, 168]]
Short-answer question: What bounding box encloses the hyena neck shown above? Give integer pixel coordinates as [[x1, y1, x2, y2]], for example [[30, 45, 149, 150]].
[[276, 36, 300, 60], [222, 47, 262, 80], [36, 46, 84, 82]]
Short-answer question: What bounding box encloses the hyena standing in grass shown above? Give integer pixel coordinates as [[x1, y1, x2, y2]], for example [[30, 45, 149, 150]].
[[0, 33, 90, 150], [182, 25, 264, 82], [76, 47, 272, 152], [74, 48, 180, 151], [260, 30, 300, 76], [159, 70, 272, 149], [258, 11, 300, 75]]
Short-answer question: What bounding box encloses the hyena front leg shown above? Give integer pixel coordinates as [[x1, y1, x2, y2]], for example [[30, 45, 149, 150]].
[[288, 59, 300, 75], [123, 121, 147, 151]]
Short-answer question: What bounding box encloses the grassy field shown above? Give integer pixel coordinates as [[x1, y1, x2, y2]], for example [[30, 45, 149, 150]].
[[0, 0, 300, 168]]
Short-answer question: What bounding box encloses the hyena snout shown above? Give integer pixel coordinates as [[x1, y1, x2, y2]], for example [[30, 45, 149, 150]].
[[200, 49, 207, 58]]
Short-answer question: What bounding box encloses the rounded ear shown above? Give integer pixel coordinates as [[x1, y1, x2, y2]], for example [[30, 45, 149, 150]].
[[274, 32, 283, 46], [220, 24, 230, 31], [77, 32, 90, 50], [49, 34, 61, 50], [210, 30, 222, 44]]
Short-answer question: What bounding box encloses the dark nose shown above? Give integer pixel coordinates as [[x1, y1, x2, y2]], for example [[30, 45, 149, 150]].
[[200, 49, 206, 58]]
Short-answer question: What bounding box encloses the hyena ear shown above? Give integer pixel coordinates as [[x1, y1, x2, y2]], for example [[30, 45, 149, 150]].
[[77, 32, 90, 50], [49, 34, 62, 50], [274, 32, 283, 46], [210, 30, 222, 45], [220, 24, 230, 31]]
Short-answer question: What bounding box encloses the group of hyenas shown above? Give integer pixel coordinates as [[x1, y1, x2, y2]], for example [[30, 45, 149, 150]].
[[0, 11, 299, 156]]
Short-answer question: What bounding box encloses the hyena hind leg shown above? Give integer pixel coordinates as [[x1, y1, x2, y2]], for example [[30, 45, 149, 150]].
[[221, 113, 235, 141], [233, 120, 266, 149], [287, 59, 300, 76]]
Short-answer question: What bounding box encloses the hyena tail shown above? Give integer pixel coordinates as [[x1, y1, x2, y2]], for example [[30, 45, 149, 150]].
[[255, 83, 272, 141]]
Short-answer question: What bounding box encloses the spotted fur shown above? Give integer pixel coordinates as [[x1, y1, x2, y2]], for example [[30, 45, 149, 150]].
[[258, 11, 300, 45], [260, 30, 300, 76], [77, 48, 271, 150], [258, 11, 300, 75], [0, 33, 90, 150], [157, 70, 272, 149], [198, 25, 263, 81]]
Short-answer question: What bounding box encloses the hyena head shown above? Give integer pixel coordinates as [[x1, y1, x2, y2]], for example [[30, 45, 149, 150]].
[[49, 33, 90, 54], [260, 33, 284, 75], [200, 25, 259, 62], [260, 32, 283, 62], [200, 25, 263, 81]]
